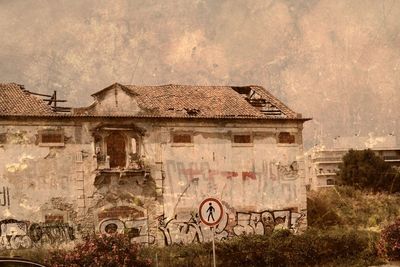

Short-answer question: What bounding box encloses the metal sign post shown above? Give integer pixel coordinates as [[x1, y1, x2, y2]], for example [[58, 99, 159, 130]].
[[212, 226, 216, 267], [198, 197, 224, 267]]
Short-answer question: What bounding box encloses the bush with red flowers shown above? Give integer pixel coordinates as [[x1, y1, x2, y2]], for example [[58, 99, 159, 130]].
[[45, 234, 151, 267], [378, 218, 400, 260]]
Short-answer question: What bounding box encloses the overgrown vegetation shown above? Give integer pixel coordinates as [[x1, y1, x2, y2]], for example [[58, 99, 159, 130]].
[[2, 228, 381, 267], [338, 149, 400, 193], [378, 218, 400, 261], [140, 229, 380, 267], [308, 186, 400, 230], [308, 185, 400, 264], [45, 234, 151, 267]]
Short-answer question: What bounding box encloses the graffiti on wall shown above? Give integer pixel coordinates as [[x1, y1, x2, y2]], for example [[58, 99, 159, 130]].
[[232, 209, 306, 236], [158, 212, 204, 246], [99, 218, 155, 245], [0, 219, 75, 250], [165, 159, 301, 205], [93, 206, 306, 246], [97, 206, 155, 245], [0, 186, 10, 208], [165, 160, 299, 183], [157, 208, 306, 246]]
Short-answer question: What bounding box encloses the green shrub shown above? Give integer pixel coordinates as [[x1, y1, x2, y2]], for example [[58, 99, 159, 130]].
[[45, 234, 151, 267]]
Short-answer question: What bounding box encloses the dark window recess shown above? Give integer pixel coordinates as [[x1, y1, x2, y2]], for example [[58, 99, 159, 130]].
[[233, 135, 251, 143], [105, 223, 118, 234], [172, 134, 192, 143], [0, 133, 6, 144], [326, 179, 336, 186], [278, 132, 295, 144], [127, 227, 140, 238]]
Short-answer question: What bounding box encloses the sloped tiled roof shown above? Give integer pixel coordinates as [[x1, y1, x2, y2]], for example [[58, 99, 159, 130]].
[[0, 83, 55, 116], [126, 84, 266, 118], [74, 83, 302, 120], [0, 82, 307, 120]]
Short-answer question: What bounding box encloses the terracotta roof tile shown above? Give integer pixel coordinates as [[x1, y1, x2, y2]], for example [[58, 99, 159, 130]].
[[126, 84, 264, 118], [0, 83, 55, 115], [76, 83, 299, 119]]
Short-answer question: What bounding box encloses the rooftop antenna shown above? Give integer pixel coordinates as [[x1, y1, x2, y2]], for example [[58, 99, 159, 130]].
[[130, 55, 141, 84]]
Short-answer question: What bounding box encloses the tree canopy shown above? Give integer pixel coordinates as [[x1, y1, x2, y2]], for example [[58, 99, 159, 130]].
[[338, 149, 400, 193]]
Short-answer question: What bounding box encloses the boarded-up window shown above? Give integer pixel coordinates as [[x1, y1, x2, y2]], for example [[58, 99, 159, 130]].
[[233, 134, 252, 144], [42, 133, 63, 143], [45, 214, 64, 223], [39, 130, 64, 146], [278, 132, 295, 144], [172, 133, 192, 143]]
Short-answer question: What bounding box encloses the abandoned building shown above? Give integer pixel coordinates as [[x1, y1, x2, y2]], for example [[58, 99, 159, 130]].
[[0, 82, 310, 249]]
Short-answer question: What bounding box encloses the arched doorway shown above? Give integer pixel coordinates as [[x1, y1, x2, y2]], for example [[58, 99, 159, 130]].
[[106, 132, 126, 168]]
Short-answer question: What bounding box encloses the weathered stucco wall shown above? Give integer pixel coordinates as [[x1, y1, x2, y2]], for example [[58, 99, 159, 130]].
[[0, 118, 306, 249], [151, 121, 306, 245], [0, 122, 94, 249]]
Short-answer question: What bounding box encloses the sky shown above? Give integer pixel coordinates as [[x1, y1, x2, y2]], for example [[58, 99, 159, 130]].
[[0, 0, 399, 148]]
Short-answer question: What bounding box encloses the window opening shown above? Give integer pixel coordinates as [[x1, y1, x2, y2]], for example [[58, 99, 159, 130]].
[[233, 134, 251, 144], [326, 179, 336, 185], [131, 138, 137, 154], [278, 132, 295, 144], [106, 132, 126, 168], [172, 133, 192, 143]]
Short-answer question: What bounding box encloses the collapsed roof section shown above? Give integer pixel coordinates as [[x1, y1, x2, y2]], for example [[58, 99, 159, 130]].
[[0, 83, 56, 116], [73, 83, 304, 120]]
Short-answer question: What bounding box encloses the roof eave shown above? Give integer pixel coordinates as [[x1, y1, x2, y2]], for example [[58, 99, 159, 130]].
[[0, 113, 312, 121]]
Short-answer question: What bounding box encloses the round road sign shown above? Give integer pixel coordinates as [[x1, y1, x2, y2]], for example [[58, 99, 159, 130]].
[[198, 197, 224, 227]]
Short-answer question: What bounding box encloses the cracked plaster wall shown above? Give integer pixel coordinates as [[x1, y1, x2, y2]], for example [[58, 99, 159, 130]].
[[0, 124, 93, 222]]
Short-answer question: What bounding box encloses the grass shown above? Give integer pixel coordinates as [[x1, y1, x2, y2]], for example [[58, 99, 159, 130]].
[[307, 186, 400, 231]]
